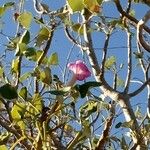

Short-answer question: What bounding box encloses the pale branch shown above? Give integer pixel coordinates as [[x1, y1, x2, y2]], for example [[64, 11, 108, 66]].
[[129, 78, 150, 97], [114, 0, 150, 34], [124, 30, 132, 93], [82, 14, 145, 148], [137, 43, 146, 71], [137, 10, 150, 53], [82, 16, 101, 79]]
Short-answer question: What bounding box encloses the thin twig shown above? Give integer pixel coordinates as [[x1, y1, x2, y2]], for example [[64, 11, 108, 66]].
[[124, 30, 132, 93], [129, 78, 150, 97]]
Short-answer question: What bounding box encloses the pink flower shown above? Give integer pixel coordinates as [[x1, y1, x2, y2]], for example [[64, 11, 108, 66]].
[[67, 60, 91, 81]]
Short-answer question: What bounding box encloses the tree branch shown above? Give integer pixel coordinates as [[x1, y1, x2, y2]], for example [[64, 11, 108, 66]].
[[114, 0, 150, 34], [124, 30, 132, 93], [129, 78, 150, 97], [82, 13, 146, 148], [137, 10, 150, 53], [95, 104, 115, 150], [101, 34, 110, 79], [64, 26, 86, 50]]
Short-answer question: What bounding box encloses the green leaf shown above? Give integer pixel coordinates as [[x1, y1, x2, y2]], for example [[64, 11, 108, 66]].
[[30, 93, 43, 114], [11, 102, 26, 121], [83, 0, 100, 13], [80, 100, 98, 119], [19, 87, 27, 100], [48, 52, 59, 65], [0, 7, 5, 17], [3, 2, 15, 8], [0, 145, 8, 150], [67, 0, 84, 12], [20, 30, 30, 44], [6, 36, 20, 50], [36, 27, 50, 47], [75, 81, 101, 98], [23, 47, 36, 60], [121, 120, 134, 129], [115, 122, 122, 128], [117, 76, 125, 88], [19, 72, 31, 82], [72, 23, 84, 35], [44, 87, 71, 96], [0, 2, 14, 17], [133, 52, 143, 59], [40, 67, 52, 85], [0, 84, 18, 100], [105, 56, 116, 70], [18, 12, 32, 29], [11, 57, 19, 73], [0, 132, 11, 145]]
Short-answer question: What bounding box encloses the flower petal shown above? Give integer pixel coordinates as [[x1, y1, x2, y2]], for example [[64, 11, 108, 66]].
[[68, 60, 91, 81]]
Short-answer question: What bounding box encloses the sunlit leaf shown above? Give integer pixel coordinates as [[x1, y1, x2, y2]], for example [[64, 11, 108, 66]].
[[40, 67, 52, 85], [72, 23, 84, 35], [105, 56, 116, 70], [0, 2, 14, 17], [36, 27, 50, 47], [48, 52, 59, 65], [20, 30, 30, 44], [11, 57, 19, 73], [3, 2, 15, 8], [30, 50, 48, 64], [117, 76, 125, 88], [0, 7, 5, 17], [0, 132, 11, 145], [18, 12, 32, 29], [0, 67, 4, 78], [19, 87, 27, 100], [30, 93, 43, 114], [6, 36, 20, 50], [23, 47, 36, 60], [44, 87, 71, 96], [11, 102, 26, 120], [83, 0, 100, 13], [0, 145, 8, 150], [67, 0, 84, 12], [80, 100, 98, 118], [0, 84, 18, 100], [19, 72, 31, 82], [75, 81, 101, 98], [121, 120, 134, 129]]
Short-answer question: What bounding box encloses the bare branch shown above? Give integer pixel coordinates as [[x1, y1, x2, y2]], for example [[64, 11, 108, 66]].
[[95, 104, 115, 150], [101, 34, 110, 78], [64, 26, 86, 50], [124, 30, 132, 93], [129, 78, 150, 97], [114, 0, 150, 34], [137, 10, 150, 53]]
